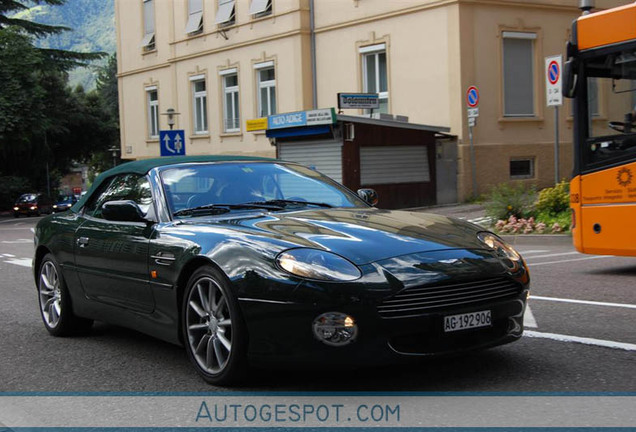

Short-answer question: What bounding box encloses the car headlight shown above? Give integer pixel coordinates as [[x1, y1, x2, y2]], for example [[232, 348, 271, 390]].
[[477, 232, 523, 270], [276, 248, 361, 281]]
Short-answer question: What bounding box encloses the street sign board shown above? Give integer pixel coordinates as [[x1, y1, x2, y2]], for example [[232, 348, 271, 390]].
[[337, 93, 380, 110], [468, 117, 476, 127], [466, 86, 479, 108], [246, 118, 267, 132], [467, 108, 479, 118], [159, 130, 186, 156], [268, 108, 336, 130], [545, 55, 563, 106]]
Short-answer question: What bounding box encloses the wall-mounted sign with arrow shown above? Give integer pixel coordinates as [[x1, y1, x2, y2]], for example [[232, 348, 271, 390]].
[[159, 130, 186, 156]]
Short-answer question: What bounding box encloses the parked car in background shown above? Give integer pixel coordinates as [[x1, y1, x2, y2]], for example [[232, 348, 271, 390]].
[[53, 195, 78, 213], [13, 193, 53, 217], [33, 155, 529, 385]]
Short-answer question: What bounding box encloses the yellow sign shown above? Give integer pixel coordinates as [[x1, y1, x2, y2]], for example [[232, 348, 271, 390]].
[[246, 118, 267, 132]]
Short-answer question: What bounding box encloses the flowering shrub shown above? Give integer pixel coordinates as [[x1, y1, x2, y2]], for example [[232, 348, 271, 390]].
[[536, 181, 570, 215], [494, 215, 566, 234], [484, 182, 537, 221]]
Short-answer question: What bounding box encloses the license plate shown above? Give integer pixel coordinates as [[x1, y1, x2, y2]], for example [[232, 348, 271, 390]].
[[444, 310, 491, 333]]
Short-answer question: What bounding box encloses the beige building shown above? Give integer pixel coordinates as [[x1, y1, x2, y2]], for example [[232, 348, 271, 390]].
[[115, 0, 628, 201]]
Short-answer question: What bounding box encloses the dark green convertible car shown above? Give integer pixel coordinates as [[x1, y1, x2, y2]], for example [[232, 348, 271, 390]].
[[33, 155, 529, 384]]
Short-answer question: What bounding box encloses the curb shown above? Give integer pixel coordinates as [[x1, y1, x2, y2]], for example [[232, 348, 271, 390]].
[[500, 234, 572, 246]]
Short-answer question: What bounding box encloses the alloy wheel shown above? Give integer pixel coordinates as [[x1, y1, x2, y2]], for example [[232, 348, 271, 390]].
[[39, 261, 62, 328], [186, 276, 233, 374]]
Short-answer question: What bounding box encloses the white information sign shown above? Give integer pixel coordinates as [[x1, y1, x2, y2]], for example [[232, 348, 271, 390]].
[[545, 55, 563, 107], [467, 108, 479, 118]]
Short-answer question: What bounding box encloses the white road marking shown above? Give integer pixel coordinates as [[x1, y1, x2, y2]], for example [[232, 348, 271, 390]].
[[531, 295, 636, 310], [525, 251, 580, 259], [525, 330, 636, 352], [1, 254, 15, 257], [30, 228, 35, 233], [517, 249, 550, 255], [523, 305, 538, 328], [4, 258, 32, 268], [527, 255, 611, 266], [1, 239, 32, 244]]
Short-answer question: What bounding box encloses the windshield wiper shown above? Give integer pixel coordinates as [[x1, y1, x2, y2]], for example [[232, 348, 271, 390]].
[[252, 199, 333, 208], [173, 203, 283, 217]]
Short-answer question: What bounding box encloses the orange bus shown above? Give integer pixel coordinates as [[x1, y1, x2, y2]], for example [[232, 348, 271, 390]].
[[564, 2, 636, 256]]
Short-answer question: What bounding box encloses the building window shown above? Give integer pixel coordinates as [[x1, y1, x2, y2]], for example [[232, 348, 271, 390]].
[[256, 62, 276, 117], [191, 76, 208, 134], [360, 43, 388, 114], [502, 31, 536, 117], [510, 158, 535, 179], [146, 87, 159, 139], [221, 69, 240, 132], [250, 0, 272, 17], [186, 0, 203, 35], [216, 0, 235, 26], [141, 0, 155, 51]]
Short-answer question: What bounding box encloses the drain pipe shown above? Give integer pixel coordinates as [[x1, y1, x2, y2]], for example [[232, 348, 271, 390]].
[[579, 0, 594, 14], [310, 0, 317, 109]]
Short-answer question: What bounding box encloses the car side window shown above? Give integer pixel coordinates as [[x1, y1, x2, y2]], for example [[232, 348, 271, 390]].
[[84, 174, 153, 219]]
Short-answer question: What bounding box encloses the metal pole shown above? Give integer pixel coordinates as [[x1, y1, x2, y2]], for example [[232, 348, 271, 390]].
[[309, 0, 318, 109], [469, 125, 477, 198], [555, 106, 560, 184]]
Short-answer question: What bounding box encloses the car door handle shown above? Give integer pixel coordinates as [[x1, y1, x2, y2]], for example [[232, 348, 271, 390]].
[[77, 237, 89, 248]]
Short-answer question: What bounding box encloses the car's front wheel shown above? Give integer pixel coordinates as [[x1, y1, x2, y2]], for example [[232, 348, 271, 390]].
[[37, 254, 93, 336], [182, 265, 247, 385]]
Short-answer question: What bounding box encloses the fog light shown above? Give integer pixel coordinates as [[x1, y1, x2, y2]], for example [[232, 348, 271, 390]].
[[30, 206, 37, 210], [13, 207, 18, 211], [312, 312, 358, 346]]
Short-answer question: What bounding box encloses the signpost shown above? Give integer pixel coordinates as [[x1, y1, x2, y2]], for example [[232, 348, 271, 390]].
[[545, 55, 563, 184], [159, 130, 186, 156], [337, 93, 380, 111], [466, 86, 479, 198]]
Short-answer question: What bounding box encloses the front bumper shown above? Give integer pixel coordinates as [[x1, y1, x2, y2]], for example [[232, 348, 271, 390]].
[[240, 290, 527, 366]]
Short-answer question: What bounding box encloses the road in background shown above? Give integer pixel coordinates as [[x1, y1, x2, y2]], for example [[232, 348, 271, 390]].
[[1, 216, 634, 392]]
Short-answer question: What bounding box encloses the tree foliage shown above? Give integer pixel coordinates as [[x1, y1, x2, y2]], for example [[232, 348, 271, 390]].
[[0, 0, 116, 201]]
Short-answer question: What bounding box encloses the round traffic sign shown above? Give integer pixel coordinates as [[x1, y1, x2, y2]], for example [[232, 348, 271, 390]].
[[548, 60, 560, 85], [466, 86, 479, 108]]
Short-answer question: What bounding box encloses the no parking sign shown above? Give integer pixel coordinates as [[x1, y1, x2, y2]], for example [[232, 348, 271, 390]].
[[545, 55, 563, 106]]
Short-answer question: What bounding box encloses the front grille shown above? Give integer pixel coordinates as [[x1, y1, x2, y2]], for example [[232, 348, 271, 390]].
[[377, 277, 521, 319]]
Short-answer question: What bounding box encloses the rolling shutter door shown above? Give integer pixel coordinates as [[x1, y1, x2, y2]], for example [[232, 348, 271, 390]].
[[278, 140, 343, 183], [360, 146, 430, 185]]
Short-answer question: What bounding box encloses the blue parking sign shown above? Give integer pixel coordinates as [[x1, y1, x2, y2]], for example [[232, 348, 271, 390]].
[[159, 130, 186, 156]]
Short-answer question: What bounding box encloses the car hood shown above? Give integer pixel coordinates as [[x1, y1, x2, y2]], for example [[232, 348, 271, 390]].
[[177, 208, 488, 265]]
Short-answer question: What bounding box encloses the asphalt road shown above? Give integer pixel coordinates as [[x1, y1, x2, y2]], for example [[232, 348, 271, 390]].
[[1, 215, 635, 392]]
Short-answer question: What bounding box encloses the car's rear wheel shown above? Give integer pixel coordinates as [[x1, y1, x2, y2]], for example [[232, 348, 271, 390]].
[[37, 254, 93, 336], [183, 266, 247, 385]]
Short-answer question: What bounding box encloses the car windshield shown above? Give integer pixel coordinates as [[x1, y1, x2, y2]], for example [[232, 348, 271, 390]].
[[161, 162, 367, 217], [17, 194, 37, 203]]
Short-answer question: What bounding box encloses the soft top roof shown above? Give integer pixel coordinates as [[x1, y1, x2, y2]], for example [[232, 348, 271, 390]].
[[71, 155, 275, 212]]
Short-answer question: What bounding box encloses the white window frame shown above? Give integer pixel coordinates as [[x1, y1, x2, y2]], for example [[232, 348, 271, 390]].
[[360, 43, 388, 113], [190, 75, 208, 134], [141, 0, 155, 51], [216, 0, 236, 25], [146, 86, 159, 139], [250, 0, 272, 17], [502, 31, 537, 117], [220, 68, 240, 133], [186, 0, 203, 34], [255, 62, 276, 117]]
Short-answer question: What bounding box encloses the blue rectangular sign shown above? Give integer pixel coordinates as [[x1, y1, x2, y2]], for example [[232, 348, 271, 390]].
[[159, 130, 186, 156], [268, 111, 307, 130]]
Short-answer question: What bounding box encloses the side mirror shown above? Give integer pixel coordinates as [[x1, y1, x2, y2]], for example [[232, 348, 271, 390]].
[[102, 200, 147, 222], [563, 58, 578, 99], [357, 188, 379, 206]]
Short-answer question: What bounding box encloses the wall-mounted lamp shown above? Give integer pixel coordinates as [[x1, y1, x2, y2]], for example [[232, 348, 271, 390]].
[[161, 108, 181, 130]]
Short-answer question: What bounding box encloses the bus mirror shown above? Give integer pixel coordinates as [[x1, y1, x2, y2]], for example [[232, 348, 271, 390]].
[[563, 59, 578, 98]]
